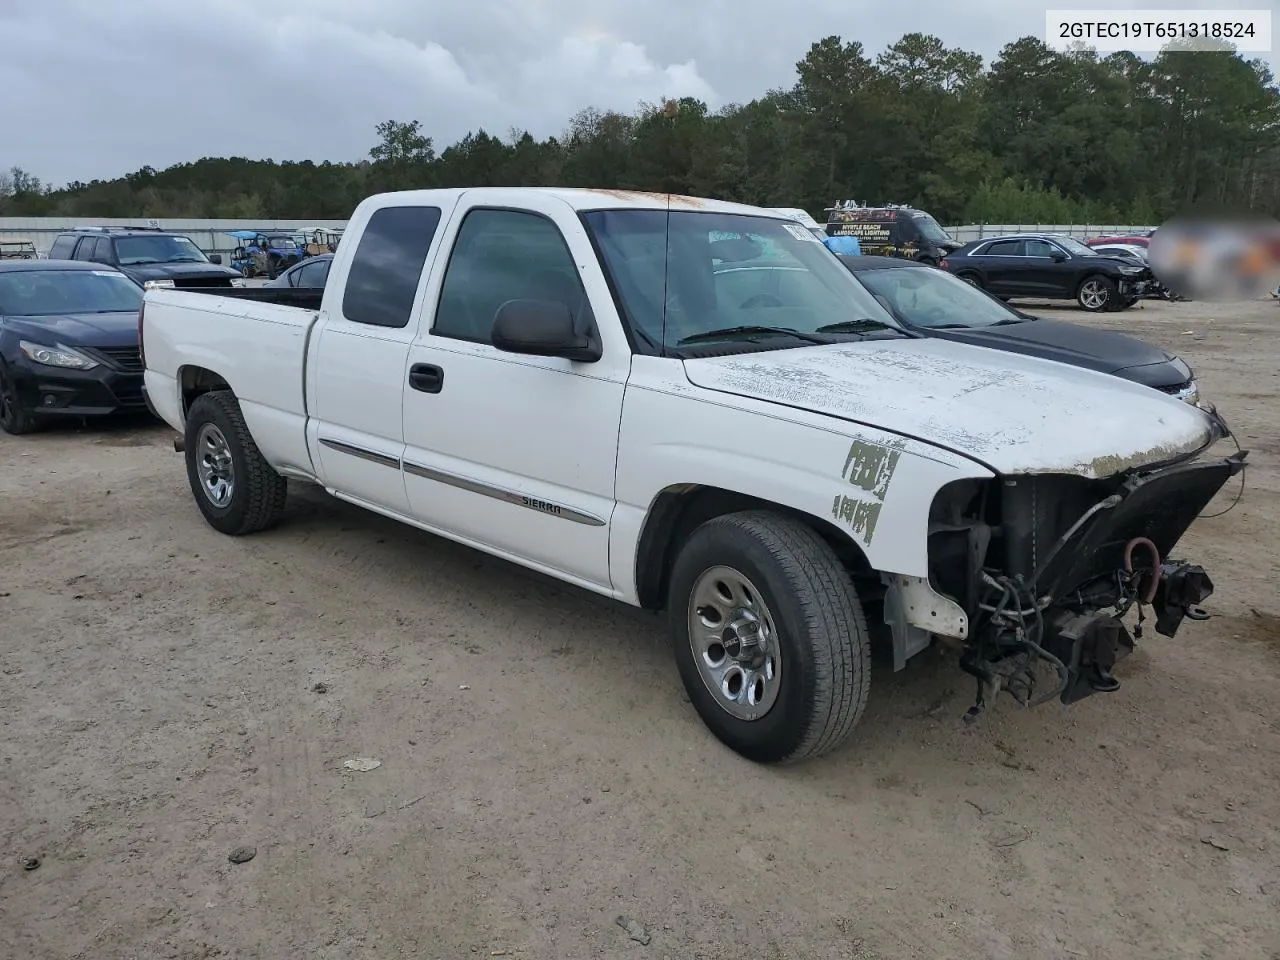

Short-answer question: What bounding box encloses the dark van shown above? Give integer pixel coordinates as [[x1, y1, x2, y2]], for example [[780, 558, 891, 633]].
[[824, 201, 961, 265]]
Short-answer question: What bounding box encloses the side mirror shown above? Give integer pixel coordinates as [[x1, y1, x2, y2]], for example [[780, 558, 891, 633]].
[[491, 299, 602, 363], [208, 254, 223, 264], [1050, 250, 1068, 262]]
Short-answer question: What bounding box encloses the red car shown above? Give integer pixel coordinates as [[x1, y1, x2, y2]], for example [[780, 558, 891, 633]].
[[1086, 233, 1154, 249]]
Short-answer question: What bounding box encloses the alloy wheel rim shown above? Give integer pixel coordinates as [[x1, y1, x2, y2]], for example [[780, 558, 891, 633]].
[[196, 423, 235, 507], [1081, 280, 1108, 309], [687, 565, 782, 721]]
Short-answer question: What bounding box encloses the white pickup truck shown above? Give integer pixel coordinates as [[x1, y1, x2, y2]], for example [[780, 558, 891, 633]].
[[141, 188, 1245, 764]]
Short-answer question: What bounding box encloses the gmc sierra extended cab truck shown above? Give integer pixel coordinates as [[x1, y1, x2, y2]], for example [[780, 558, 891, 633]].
[[140, 188, 1245, 764]]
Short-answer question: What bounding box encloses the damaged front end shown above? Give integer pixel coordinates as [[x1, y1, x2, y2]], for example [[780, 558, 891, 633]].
[[911, 445, 1246, 720]]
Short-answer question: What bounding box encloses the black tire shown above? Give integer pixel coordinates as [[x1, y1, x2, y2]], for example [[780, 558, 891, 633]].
[[956, 271, 982, 288], [0, 363, 39, 435], [1076, 274, 1118, 312], [667, 510, 871, 764], [184, 390, 287, 535]]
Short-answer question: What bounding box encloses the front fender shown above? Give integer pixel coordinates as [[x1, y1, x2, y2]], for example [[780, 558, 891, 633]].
[[608, 359, 994, 604]]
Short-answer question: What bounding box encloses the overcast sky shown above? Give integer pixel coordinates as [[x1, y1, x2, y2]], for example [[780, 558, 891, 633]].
[[1, 0, 1275, 188]]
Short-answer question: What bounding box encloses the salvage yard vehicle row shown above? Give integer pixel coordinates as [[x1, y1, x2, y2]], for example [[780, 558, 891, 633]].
[[140, 187, 1245, 763]]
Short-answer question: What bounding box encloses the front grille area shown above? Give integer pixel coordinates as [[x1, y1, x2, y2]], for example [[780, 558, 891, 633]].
[[88, 346, 143, 372], [112, 380, 146, 406], [1157, 380, 1194, 396]]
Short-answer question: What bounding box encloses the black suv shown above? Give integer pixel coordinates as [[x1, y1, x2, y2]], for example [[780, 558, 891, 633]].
[[939, 233, 1155, 312], [824, 201, 962, 264], [46, 226, 245, 290]]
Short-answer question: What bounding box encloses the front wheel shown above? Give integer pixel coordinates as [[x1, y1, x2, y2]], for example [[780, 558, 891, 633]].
[[0, 364, 38, 435], [1077, 275, 1118, 312], [668, 511, 871, 764], [184, 390, 287, 535]]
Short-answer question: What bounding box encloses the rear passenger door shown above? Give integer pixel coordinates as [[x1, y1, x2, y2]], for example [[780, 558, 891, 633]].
[[399, 193, 631, 589], [970, 239, 1028, 296], [306, 201, 456, 515]]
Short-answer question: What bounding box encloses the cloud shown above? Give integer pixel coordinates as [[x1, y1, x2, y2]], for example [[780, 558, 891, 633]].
[[1, 0, 1274, 187], [0, 0, 721, 185]]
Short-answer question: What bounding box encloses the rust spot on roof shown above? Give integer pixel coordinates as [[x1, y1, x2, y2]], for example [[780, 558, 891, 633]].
[[577, 189, 710, 209], [667, 194, 709, 209], [580, 188, 666, 203]]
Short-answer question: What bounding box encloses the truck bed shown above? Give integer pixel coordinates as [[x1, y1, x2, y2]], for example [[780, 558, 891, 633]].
[[176, 286, 325, 310], [141, 286, 320, 478]]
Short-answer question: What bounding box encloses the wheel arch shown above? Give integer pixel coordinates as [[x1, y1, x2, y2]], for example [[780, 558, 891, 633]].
[[178, 364, 232, 419], [633, 483, 874, 611]]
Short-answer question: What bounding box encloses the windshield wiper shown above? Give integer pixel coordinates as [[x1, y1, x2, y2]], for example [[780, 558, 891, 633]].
[[814, 318, 895, 334], [165, 257, 204, 263], [677, 325, 830, 346]]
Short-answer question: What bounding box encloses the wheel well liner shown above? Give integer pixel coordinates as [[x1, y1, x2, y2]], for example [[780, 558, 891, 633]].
[[633, 484, 872, 610], [179, 365, 231, 417]]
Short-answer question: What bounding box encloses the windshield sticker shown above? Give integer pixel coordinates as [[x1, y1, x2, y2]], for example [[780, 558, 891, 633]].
[[783, 222, 820, 242]]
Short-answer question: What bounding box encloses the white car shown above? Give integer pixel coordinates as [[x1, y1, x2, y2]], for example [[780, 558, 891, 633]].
[[140, 188, 1244, 764]]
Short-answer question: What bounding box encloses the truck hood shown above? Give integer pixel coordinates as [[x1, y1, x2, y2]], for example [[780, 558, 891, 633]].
[[924, 317, 1189, 388], [680, 338, 1217, 478]]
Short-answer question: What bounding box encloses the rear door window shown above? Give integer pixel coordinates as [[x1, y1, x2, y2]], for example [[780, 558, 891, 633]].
[[341, 206, 442, 328], [981, 240, 1025, 257], [73, 237, 100, 260], [297, 258, 331, 287]]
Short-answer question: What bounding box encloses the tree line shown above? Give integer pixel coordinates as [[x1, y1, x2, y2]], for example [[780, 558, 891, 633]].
[[2, 34, 1278, 226]]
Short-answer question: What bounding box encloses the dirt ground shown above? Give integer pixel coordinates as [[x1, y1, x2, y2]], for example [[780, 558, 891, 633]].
[[1, 296, 1278, 960]]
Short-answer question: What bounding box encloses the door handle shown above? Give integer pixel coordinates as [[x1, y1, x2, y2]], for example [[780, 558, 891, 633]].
[[408, 363, 444, 394]]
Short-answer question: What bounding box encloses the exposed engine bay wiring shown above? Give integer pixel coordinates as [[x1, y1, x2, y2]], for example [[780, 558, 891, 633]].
[[1199, 430, 1246, 519]]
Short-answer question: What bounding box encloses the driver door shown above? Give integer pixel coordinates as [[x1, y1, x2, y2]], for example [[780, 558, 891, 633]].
[[400, 192, 632, 589], [1023, 238, 1078, 297]]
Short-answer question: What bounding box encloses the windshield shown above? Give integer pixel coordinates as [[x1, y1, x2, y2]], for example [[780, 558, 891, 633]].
[[852, 265, 1021, 329], [1052, 236, 1098, 258], [912, 214, 953, 244], [582, 209, 900, 354], [268, 237, 297, 249], [0, 269, 145, 315], [115, 235, 210, 265]]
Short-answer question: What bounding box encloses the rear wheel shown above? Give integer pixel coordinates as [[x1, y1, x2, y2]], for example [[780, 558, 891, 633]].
[[1077, 275, 1117, 312], [0, 364, 38, 435], [668, 511, 871, 764], [184, 391, 287, 535], [956, 272, 982, 288]]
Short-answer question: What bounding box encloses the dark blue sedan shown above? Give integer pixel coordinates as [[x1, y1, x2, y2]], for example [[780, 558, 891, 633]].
[[0, 259, 147, 434]]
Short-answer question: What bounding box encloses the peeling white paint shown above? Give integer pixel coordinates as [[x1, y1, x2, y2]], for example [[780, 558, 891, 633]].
[[682, 338, 1215, 478]]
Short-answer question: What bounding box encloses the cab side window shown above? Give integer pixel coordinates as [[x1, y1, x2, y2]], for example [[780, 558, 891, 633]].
[[48, 235, 78, 260], [432, 209, 593, 345], [341, 206, 442, 328], [1024, 239, 1060, 258]]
